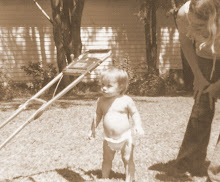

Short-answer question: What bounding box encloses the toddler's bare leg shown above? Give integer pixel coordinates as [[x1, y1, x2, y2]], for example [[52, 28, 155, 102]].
[[121, 141, 135, 182], [102, 140, 116, 178]]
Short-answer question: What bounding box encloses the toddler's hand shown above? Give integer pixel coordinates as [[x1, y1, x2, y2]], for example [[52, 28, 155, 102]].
[[134, 126, 144, 135], [88, 130, 95, 140]]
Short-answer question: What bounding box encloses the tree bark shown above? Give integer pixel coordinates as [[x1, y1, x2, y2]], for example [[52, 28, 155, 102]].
[[151, 0, 157, 74], [144, 0, 157, 74], [145, 7, 151, 72], [50, 0, 85, 73], [50, 0, 84, 87]]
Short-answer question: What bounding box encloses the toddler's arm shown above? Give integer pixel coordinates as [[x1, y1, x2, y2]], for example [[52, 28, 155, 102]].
[[88, 98, 103, 139], [127, 96, 144, 135], [88, 114, 97, 139]]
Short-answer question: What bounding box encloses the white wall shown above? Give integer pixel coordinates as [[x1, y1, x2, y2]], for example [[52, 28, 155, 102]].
[[0, 0, 182, 82], [156, 8, 182, 75]]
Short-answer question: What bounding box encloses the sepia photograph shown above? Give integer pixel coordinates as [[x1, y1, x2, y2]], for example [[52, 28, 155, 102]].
[[0, 0, 220, 181]]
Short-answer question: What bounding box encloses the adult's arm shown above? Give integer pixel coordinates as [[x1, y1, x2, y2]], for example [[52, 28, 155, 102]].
[[204, 80, 220, 97], [176, 3, 210, 100]]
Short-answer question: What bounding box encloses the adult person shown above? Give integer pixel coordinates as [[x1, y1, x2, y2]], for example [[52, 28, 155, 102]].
[[174, 0, 220, 178]]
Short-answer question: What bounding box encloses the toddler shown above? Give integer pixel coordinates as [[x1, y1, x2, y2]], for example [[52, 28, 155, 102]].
[[88, 67, 144, 182]]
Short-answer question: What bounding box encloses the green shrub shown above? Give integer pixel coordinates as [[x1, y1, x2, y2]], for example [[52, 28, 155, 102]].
[[21, 62, 57, 92]]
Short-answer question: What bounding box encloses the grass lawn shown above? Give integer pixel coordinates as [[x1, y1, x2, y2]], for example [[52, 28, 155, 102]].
[[0, 94, 220, 182]]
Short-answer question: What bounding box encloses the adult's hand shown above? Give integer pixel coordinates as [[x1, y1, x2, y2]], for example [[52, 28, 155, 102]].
[[193, 75, 210, 103], [203, 81, 220, 109]]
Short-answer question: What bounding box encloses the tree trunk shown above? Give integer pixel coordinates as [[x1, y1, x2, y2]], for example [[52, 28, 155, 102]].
[[50, 0, 85, 86], [50, 0, 85, 71], [144, 0, 157, 74], [151, 0, 157, 74], [145, 7, 151, 73]]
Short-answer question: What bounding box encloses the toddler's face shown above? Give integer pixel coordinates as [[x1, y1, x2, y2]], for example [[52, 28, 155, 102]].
[[101, 78, 120, 97]]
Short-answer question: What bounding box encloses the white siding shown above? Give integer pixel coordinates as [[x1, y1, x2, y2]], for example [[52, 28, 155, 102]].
[[81, 0, 147, 79], [156, 8, 182, 75], [0, 0, 147, 82], [0, 0, 182, 82], [0, 0, 55, 81]]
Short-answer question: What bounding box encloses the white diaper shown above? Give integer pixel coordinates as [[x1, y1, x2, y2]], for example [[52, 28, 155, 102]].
[[104, 130, 132, 151]]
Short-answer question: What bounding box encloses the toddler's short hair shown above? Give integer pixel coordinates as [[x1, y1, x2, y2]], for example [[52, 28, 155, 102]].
[[100, 67, 129, 94]]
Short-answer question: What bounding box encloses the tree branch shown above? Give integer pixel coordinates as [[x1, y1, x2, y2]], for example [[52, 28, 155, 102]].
[[32, 0, 53, 24]]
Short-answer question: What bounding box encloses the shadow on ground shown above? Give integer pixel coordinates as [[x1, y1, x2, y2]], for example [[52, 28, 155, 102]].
[[0, 93, 99, 111], [148, 159, 210, 182], [6, 167, 125, 182], [0, 90, 193, 111], [56, 168, 85, 182], [83, 168, 125, 180], [4, 168, 86, 182]]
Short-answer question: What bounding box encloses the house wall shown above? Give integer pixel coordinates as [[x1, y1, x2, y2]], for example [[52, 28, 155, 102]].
[[81, 0, 147, 80], [156, 8, 182, 75], [0, 0, 182, 82], [0, 0, 55, 82]]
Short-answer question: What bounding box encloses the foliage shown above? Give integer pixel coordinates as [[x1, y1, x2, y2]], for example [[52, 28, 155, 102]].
[[113, 53, 135, 83], [163, 69, 185, 94], [21, 62, 57, 92], [128, 70, 187, 96], [113, 55, 185, 96], [135, 0, 187, 17], [128, 73, 165, 96], [70, 81, 100, 95], [135, 0, 173, 23], [112, 54, 165, 96], [0, 71, 14, 100], [19, 60, 185, 97]]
